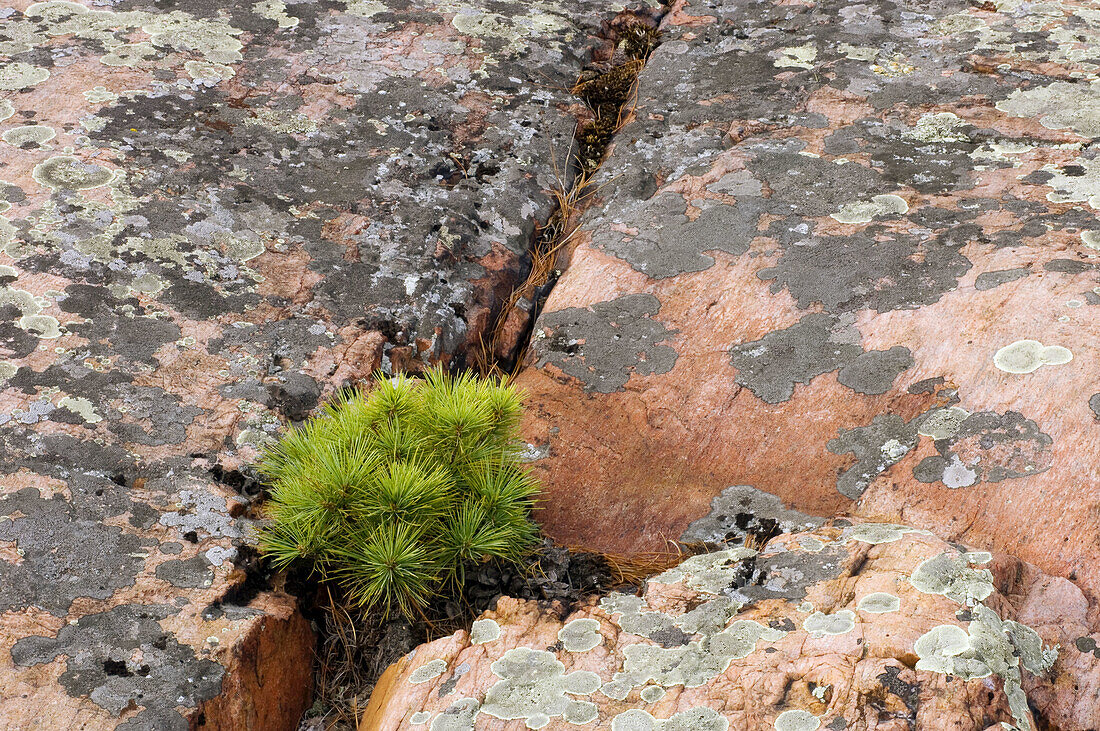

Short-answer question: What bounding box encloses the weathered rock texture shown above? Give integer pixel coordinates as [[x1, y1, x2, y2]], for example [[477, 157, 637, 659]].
[[360, 520, 1098, 730], [0, 0, 646, 726], [518, 0, 1100, 610]]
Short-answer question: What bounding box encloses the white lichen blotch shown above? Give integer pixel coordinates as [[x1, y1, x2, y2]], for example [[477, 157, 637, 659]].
[[993, 340, 1072, 374]]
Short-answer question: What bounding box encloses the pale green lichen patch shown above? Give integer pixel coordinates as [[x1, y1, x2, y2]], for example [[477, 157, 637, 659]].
[[410, 711, 432, 725], [0, 62, 50, 90], [0, 100, 14, 122], [430, 698, 479, 731], [830, 194, 909, 224], [470, 618, 501, 645], [1082, 231, 1100, 250], [651, 547, 756, 593], [797, 537, 825, 552], [611, 707, 728, 731], [857, 592, 900, 613], [774, 45, 817, 69], [254, 0, 299, 28], [58, 396, 102, 423], [481, 648, 600, 729], [0, 284, 62, 339], [909, 552, 994, 606], [32, 156, 116, 191], [640, 685, 664, 703], [994, 340, 1072, 374], [1042, 156, 1100, 208], [558, 618, 602, 652], [915, 606, 1057, 730], [844, 523, 926, 545], [620, 620, 786, 689], [410, 658, 448, 684], [905, 112, 969, 143], [2, 125, 56, 148], [774, 709, 820, 731], [997, 80, 1100, 138], [917, 406, 970, 440], [802, 610, 855, 637]]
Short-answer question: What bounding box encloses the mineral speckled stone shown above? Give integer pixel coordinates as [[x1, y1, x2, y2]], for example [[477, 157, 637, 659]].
[[360, 520, 1099, 729], [0, 0, 655, 726], [517, 0, 1100, 621]]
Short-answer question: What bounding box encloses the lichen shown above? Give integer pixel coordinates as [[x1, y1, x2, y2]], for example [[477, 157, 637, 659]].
[[803, 610, 856, 637], [843, 523, 926, 545], [470, 618, 501, 645], [917, 407, 970, 440], [774, 709, 821, 731], [830, 194, 909, 224], [611, 707, 729, 731], [993, 340, 1073, 374], [857, 592, 900, 614], [619, 620, 786, 688], [909, 552, 994, 606], [651, 547, 756, 593], [410, 659, 448, 684], [481, 648, 600, 729], [558, 618, 602, 652], [914, 605, 1057, 730]]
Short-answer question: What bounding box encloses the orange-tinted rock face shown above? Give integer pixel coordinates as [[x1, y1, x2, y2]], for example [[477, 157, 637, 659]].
[[361, 521, 1098, 730], [517, 0, 1100, 606]]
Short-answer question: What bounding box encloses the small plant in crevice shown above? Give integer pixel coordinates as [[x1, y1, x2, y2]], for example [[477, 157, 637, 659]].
[[255, 368, 539, 620]]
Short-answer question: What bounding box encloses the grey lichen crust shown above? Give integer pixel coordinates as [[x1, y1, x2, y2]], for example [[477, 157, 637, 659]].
[[532, 294, 678, 393], [680, 484, 823, 546], [829, 401, 1054, 498], [728, 314, 913, 404]]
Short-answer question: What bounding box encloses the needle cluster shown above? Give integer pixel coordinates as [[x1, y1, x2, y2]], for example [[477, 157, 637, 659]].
[[256, 368, 539, 618]]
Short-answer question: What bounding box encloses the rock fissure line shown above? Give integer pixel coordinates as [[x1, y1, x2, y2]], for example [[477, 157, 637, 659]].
[[478, 7, 669, 375]]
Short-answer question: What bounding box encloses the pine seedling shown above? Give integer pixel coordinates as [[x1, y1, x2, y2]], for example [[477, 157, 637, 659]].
[[255, 366, 540, 619]]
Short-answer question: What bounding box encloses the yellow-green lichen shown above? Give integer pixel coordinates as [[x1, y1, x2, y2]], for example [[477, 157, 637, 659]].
[[774, 45, 817, 69], [409, 658, 448, 684], [914, 605, 1056, 730], [0, 100, 14, 121], [101, 41, 159, 67], [997, 80, 1100, 138], [611, 707, 728, 731], [639, 685, 664, 703], [58, 395, 102, 423], [651, 547, 756, 593], [844, 523, 927, 545], [254, 0, 299, 28], [993, 340, 1072, 374], [905, 112, 969, 143], [917, 406, 970, 440], [619, 620, 786, 689]]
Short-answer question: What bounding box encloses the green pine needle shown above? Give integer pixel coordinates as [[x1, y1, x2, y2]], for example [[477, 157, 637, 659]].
[[254, 366, 540, 619]]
